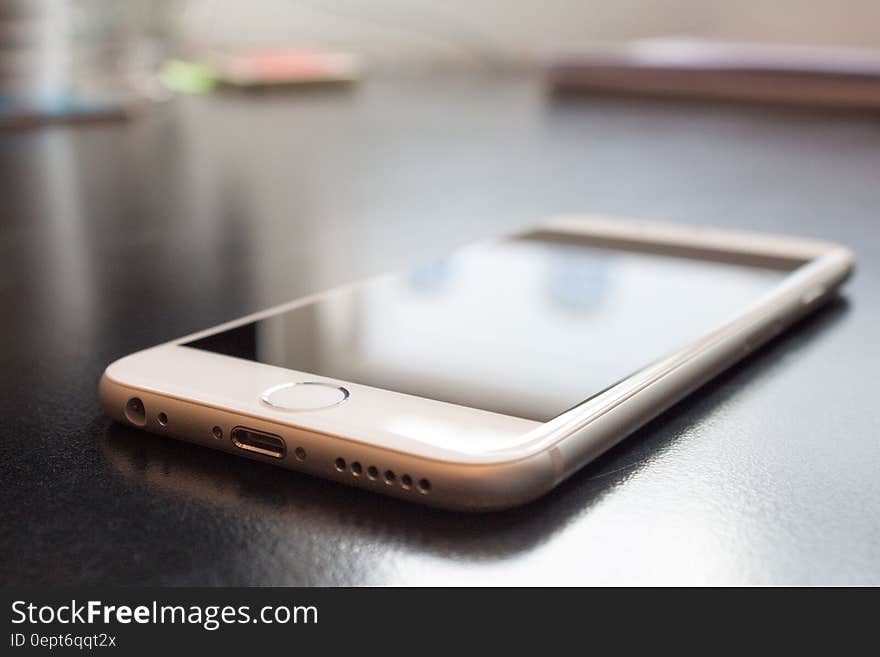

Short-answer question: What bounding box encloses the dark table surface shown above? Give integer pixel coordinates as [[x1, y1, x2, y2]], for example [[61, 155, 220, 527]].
[[2, 73, 878, 585]]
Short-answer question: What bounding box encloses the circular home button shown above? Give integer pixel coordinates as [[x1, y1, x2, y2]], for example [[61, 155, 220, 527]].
[[261, 382, 349, 411]]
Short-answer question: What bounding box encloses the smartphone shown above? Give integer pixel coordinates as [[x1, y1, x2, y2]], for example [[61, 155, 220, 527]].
[[100, 216, 853, 511]]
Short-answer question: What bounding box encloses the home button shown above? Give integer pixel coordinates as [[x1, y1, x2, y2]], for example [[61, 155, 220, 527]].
[[261, 382, 350, 411]]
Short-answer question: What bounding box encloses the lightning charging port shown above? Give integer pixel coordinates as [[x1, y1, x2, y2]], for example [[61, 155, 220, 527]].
[[231, 427, 286, 459]]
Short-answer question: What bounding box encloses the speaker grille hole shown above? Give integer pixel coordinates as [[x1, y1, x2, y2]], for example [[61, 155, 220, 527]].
[[340, 459, 425, 493]]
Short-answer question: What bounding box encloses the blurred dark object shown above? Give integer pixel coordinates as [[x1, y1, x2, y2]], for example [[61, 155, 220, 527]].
[[0, 0, 180, 128], [546, 37, 880, 109]]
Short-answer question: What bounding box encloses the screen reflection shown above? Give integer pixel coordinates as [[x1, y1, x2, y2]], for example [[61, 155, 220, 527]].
[[186, 236, 787, 421]]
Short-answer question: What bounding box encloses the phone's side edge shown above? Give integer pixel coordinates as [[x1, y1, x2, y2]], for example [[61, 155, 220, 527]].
[[545, 244, 853, 487]]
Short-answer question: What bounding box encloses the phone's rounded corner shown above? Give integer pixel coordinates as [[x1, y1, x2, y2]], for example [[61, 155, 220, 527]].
[[98, 368, 127, 423], [98, 351, 153, 423], [99, 345, 166, 391], [422, 450, 559, 513], [805, 240, 856, 292]]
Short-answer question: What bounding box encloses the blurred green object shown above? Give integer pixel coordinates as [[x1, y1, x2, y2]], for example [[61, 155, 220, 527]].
[[159, 59, 217, 93]]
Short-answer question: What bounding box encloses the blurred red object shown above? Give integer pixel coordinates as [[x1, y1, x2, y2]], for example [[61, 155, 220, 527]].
[[209, 49, 362, 87]]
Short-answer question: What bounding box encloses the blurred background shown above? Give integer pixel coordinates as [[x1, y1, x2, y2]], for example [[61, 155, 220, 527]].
[[3, 0, 880, 112], [182, 1, 880, 60]]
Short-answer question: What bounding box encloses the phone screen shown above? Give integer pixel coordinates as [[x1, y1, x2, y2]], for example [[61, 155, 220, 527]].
[[184, 234, 790, 422]]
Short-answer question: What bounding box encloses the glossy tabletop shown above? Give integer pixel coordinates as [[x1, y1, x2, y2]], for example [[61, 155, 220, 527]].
[[2, 73, 878, 585]]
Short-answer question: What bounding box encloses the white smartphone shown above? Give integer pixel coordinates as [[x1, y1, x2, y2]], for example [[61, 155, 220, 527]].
[[100, 216, 853, 511]]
